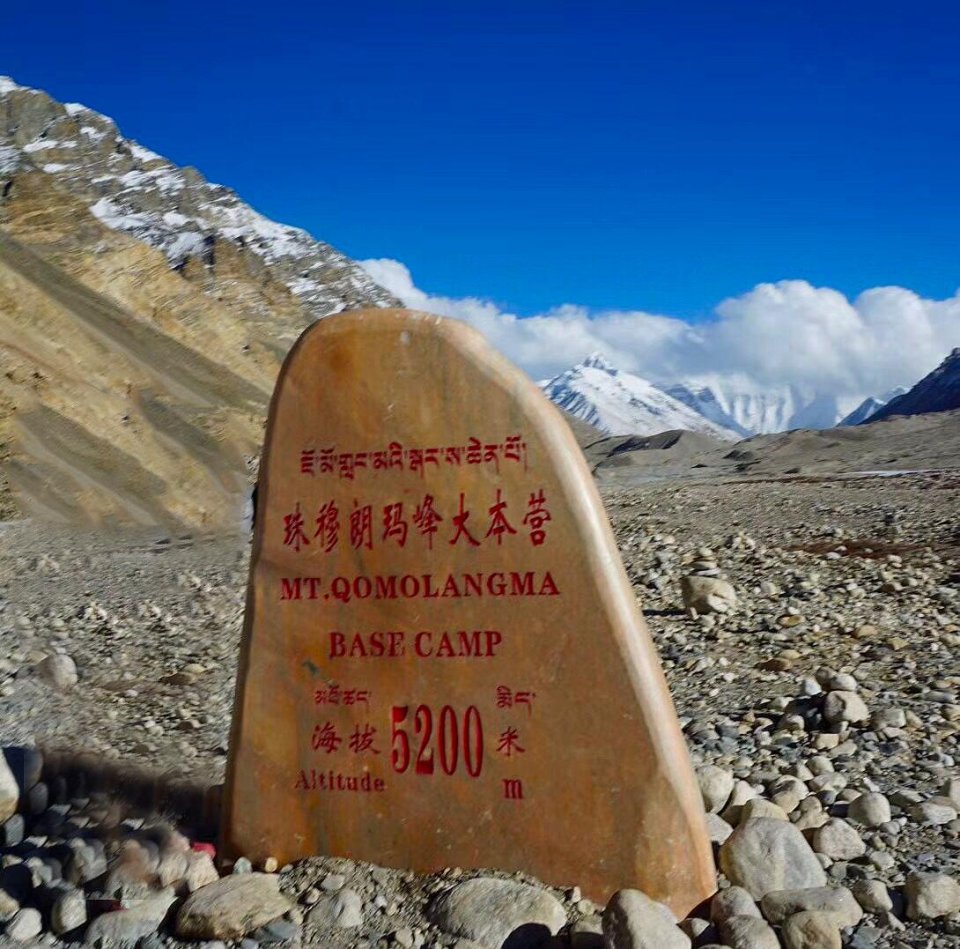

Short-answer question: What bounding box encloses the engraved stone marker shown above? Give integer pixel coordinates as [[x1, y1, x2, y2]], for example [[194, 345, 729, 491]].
[[222, 309, 715, 915]]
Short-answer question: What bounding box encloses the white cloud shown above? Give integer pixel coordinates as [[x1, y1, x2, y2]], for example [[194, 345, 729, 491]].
[[360, 258, 960, 396]]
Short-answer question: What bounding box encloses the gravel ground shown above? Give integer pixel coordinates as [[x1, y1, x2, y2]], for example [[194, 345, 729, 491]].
[[0, 470, 957, 947]]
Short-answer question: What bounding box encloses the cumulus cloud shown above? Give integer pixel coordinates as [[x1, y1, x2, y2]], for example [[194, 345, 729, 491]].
[[360, 258, 960, 397]]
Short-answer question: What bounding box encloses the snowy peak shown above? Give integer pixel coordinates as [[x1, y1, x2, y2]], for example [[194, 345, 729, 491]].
[[839, 387, 909, 426], [541, 361, 741, 440], [579, 351, 618, 373], [0, 76, 398, 319], [661, 377, 858, 435], [870, 348, 960, 421]]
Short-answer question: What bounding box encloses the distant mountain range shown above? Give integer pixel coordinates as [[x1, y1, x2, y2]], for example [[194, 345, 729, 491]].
[[540, 354, 742, 441], [541, 352, 958, 438]]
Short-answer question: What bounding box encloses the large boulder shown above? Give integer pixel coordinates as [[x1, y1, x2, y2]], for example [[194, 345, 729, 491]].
[[719, 818, 826, 899]]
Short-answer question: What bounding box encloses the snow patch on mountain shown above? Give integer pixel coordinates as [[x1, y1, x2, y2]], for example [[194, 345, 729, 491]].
[[660, 375, 862, 435], [0, 76, 396, 318], [838, 387, 909, 426], [540, 355, 741, 440]]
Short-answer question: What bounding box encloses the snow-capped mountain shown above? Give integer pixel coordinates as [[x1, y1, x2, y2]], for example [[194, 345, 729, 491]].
[[0, 76, 397, 319], [540, 354, 741, 440], [838, 387, 909, 426], [870, 349, 960, 421], [661, 377, 860, 435]]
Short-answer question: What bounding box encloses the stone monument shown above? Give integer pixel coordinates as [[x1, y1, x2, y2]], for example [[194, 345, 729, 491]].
[[221, 309, 715, 915]]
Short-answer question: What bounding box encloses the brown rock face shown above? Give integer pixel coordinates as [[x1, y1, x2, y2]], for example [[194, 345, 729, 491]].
[[221, 309, 715, 915]]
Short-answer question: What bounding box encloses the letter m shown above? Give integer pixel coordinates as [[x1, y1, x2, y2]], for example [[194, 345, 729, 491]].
[[502, 779, 524, 800], [280, 578, 302, 600]]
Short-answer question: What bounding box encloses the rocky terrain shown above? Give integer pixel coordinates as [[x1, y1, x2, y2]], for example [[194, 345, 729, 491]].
[[1, 69, 958, 949], [0, 461, 957, 948], [0, 77, 397, 530]]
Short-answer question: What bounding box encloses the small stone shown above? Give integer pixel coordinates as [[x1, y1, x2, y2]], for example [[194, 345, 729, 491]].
[[0, 755, 18, 823], [51, 887, 87, 935], [711, 887, 761, 924], [429, 878, 566, 949], [759, 887, 862, 927], [4, 907, 41, 942], [812, 820, 866, 861], [65, 839, 107, 885], [0, 888, 19, 923], [571, 915, 604, 949], [719, 914, 779, 949], [601, 889, 690, 949], [320, 873, 345, 891], [185, 852, 220, 892], [740, 799, 789, 822], [822, 691, 869, 725], [697, 766, 734, 814], [232, 856, 253, 874], [86, 889, 178, 945], [36, 654, 78, 691], [697, 764, 734, 814], [706, 813, 733, 845], [1, 815, 24, 848], [678, 918, 713, 943], [847, 793, 891, 828], [904, 871, 960, 921], [681, 576, 737, 615], [850, 880, 892, 914], [909, 800, 957, 825], [254, 917, 300, 943], [940, 777, 960, 809], [719, 818, 826, 899], [176, 873, 293, 939], [780, 911, 842, 949], [307, 887, 364, 929]]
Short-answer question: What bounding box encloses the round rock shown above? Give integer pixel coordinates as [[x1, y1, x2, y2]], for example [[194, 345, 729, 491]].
[[847, 793, 891, 828], [710, 887, 761, 924], [4, 908, 42, 942], [697, 766, 734, 814], [719, 818, 826, 899], [780, 911, 842, 949], [719, 914, 779, 949], [428, 877, 566, 949], [306, 887, 363, 929], [601, 888, 690, 949], [904, 871, 960, 921], [36, 654, 78, 691], [822, 691, 869, 725], [759, 887, 862, 928], [811, 819, 866, 861]]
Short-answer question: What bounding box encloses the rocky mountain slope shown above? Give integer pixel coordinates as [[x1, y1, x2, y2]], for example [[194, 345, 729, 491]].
[[871, 349, 960, 422], [0, 77, 398, 528], [540, 354, 741, 440]]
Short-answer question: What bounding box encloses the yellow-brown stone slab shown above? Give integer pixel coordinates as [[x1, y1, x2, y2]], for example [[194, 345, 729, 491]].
[[221, 308, 715, 915]]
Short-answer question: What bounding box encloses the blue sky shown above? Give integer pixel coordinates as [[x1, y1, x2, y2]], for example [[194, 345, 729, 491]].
[[4, 0, 960, 322]]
